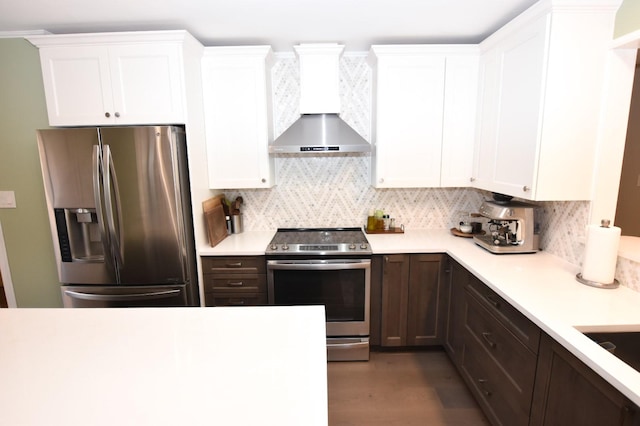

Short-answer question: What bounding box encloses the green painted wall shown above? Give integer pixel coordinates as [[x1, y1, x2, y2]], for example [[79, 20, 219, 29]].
[[0, 38, 61, 307], [615, 0, 640, 38]]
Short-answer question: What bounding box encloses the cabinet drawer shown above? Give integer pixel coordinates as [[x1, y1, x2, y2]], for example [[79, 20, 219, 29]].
[[202, 256, 266, 274], [465, 293, 537, 397], [462, 333, 531, 426], [466, 275, 540, 352], [203, 274, 267, 293], [205, 292, 267, 307]]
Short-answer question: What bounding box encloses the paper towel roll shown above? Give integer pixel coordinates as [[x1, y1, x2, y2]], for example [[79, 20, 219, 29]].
[[581, 222, 621, 284]]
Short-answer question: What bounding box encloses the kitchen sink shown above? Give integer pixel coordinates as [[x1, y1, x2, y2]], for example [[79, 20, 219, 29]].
[[584, 331, 640, 371]]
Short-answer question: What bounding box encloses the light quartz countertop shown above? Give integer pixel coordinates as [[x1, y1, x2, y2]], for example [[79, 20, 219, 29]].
[[199, 228, 640, 406], [0, 306, 328, 426]]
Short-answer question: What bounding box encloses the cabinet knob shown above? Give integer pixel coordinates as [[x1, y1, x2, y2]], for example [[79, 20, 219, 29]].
[[379, 178, 385, 184], [523, 185, 530, 192], [470, 177, 476, 182], [261, 178, 266, 183], [115, 112, 120, 118], [104, 112, 111, 118]]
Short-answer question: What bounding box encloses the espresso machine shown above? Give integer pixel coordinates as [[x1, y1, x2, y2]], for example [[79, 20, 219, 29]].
[[473, 198, 541, 254]]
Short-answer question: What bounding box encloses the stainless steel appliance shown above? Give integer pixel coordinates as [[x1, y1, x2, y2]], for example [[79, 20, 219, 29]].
[[37, 126, 199, 307], [266, 228, 371, 361], [473, 199, 541, 254]]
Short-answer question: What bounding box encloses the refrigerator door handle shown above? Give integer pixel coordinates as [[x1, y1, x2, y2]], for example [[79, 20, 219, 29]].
[[64, 289, 182, 302], [102, 144, 124, 274], [93, 144, 113, 269]]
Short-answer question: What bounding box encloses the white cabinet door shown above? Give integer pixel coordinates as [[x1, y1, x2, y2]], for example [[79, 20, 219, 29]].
[[440, 54, 479, 187], [473, 15, 548, 197], [370, 48, 446, 188], [202, 46, 275, 189], [472, 2, 618, 201], [39, 46, 115, 126], [108, 44, 185, 125], [33, 34, 187, 126], [370, 46, 478, 188]]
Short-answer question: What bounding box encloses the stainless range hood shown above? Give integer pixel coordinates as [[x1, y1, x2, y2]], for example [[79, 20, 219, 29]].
[[269, 44, 371, 154]]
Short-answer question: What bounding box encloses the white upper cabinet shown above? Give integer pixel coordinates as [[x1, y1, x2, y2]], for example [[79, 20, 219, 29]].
[[201, 46, 275, 189], [368, 46, 478, 188], [29, 31, 191, 126], [472, 1, 621, 201]]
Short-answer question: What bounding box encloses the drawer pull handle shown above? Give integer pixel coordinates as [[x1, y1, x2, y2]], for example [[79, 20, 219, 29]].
[[228, 281, 244, 287], [485, 294, 500, 308], [226, 262, 243, 268], [482, 332, 497, 348], [477, 379, 492, 397], [229, 299, 245, 306]]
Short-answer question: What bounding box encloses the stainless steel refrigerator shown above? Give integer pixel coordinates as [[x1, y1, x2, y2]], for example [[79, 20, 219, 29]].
[[37, 126, 199, 307]]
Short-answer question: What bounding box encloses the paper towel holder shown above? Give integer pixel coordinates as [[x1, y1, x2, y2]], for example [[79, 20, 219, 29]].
[[575, 219, 620, 289], [575, 273, 619, 289]]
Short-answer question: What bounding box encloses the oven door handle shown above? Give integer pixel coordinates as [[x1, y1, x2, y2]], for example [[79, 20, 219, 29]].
[[267, 259, 370, 271]]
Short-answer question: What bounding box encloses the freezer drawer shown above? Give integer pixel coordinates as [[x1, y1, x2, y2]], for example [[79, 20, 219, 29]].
[[61, 284, 188, 308]]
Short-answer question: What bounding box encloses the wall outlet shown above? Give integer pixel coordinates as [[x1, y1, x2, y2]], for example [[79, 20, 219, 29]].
[[0, 191, 16, 208]]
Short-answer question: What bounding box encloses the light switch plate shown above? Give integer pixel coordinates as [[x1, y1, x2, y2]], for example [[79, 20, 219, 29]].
[[0, 191, 16, 208]]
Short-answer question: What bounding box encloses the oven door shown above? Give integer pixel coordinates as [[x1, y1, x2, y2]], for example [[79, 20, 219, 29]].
[[267, 259, 370, 338]]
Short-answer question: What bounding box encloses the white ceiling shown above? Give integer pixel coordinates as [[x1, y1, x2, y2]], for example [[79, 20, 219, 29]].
[[0, 0, 539, 51]]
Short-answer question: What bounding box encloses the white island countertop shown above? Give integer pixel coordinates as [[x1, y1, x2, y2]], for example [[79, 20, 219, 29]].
[[199, 228, 640, 406], [0, 306, 328, 426]]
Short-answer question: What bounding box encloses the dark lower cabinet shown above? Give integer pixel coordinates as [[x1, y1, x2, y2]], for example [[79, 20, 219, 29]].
[[201, 256, 267, 306], [530, 333, 640, 426], [442, 255, 640, 426], [378, 254, 448, 347], [459, 272, 540, 426], [444, 258, 468, 366]]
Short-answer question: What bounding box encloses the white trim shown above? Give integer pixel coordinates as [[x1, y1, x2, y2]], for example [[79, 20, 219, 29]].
[[612, 29, 640, 49], [0, 222, 17, 308], [0, 30, 50, 38]]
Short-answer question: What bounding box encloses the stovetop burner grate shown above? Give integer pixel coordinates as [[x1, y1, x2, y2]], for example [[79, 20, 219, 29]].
[[266, 227, 371, 255]]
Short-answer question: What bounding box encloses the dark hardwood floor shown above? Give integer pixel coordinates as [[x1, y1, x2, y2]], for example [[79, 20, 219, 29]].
[[327, 348, 489, 426]]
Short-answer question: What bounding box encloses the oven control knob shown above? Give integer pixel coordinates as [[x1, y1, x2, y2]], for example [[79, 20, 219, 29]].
[[270, 243, 278, 251], [349, 243, 356, 250], [282, 243, 289, 251], [360, 243, 368, 250]]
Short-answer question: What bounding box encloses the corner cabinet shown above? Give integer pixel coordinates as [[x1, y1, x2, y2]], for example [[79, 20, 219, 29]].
[[472, 2, 620, 200], [379, 254, 448, 347], [368, 45, 478, 188], [28, 31, 194, 126], [531, 333, 640, 426], [201, 46, 276, 189]]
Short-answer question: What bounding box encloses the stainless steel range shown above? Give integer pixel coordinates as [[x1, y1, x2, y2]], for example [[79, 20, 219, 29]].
[[266, 228, 371, 361]]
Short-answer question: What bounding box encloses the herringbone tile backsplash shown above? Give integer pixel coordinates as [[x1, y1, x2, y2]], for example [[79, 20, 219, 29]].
[[221, 53, 639, 292]]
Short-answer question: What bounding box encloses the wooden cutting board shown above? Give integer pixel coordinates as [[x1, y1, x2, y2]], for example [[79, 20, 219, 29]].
[[203, 195, 228, 247]]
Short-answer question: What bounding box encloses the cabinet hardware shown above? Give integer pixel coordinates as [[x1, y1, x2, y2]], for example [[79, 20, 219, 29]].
[[477, 379, 492, 397], [485, 294, 501, 308], [115, 112, 120, 118], [481, 332, 497, 348], [228, 281, 244, 287], [470, 177, 476, 182], [523, 185, 530, 192], [261, 178, 266, 183], [226, 262, 243, 268], [105, 112, 111, 118], [229, 299, 245, 306], [379, 178, 385, 184]]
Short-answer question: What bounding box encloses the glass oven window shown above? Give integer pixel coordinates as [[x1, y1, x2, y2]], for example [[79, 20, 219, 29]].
[[272, 269, 366, 322]]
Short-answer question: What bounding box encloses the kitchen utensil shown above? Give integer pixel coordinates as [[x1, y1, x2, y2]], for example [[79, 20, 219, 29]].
[[203, 195, 228, 247]]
